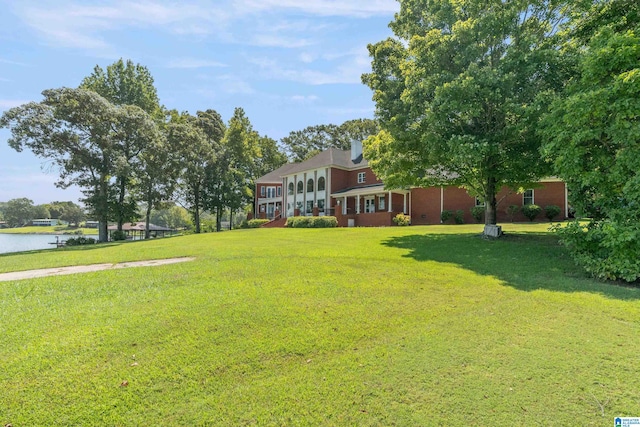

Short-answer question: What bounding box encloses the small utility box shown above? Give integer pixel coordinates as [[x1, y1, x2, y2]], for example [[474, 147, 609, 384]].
[[484, 225, 502, 238]]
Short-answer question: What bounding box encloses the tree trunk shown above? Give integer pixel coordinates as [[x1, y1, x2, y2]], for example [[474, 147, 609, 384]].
[[145, 204, 152, 239], [117, 176, 126, 231], [216, 207, 222, 232], [229, 211, 233, 231], [193, 184, 201, 234], [483, 176, 501, 237], [97, 178, 109, 243]]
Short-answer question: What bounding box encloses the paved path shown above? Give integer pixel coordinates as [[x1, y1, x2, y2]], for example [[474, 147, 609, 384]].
[[0, 257, 196, 282]]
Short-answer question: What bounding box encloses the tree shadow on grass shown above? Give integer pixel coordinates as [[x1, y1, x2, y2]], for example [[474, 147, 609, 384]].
[[381, 232, 640, 301]]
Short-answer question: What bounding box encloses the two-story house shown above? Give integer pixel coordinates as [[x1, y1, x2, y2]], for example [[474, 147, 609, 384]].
[[255, 141, 568, 226]]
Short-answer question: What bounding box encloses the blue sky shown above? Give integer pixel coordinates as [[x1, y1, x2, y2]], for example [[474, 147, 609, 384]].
[[0, 0, 398, 205]]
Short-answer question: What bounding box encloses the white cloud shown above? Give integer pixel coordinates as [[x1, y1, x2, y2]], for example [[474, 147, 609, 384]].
[[234, 0, 398, 18], [0, 58, 28, 66], [249, 48, 371, 85], [166, 58, 227, 69], [290, 95, 319, 103], [0, 100, 31, 111]]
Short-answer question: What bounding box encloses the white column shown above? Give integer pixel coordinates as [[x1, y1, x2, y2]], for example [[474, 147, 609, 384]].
[[388, 191, 392, 212], [343, 196, 347, 215], [440, 186, 444, 219], [564, 182, 569, 218], [356, 195, 361, 214], [403, 193, 407, 214]]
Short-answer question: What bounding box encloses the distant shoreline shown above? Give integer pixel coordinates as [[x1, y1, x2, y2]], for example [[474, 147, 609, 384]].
[[0, 226, 99, 236]]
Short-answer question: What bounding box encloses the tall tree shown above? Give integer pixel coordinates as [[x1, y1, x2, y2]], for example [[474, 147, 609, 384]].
[[256, 135, 287, 177], [281, 118, 378, 162], [1, 89, 117, 241], [170, 113, 215, 234], [59, 204, 86, 226], [362, 0, 569, 235], [219, 108, 259, 231], [540, 0, 640, 281], [81, 58, 161, 117], [81, 59, 162, 231], [4, 198, 35, 227]]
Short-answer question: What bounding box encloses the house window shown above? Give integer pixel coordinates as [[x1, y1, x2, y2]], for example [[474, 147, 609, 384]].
[[307, 178, 314, 193], [260, 186, 265, 197], [317, 199, 325, 212], [379, 195, 386, 211], [306, 200, 313, 214], [288, 182, 294, 195], [317, 176, 325, 191], [266, 187, 276, 198], [523, 189, 534, 205], [297, 181, 303, 194], [357, 172, 366, 184], [277, 186, 281, 197], [475, 197, 485, 207]]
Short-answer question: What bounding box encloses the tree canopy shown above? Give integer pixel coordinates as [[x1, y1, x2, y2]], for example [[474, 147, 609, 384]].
[[540, 0, 640, 281], [362, 0, 569, 231]]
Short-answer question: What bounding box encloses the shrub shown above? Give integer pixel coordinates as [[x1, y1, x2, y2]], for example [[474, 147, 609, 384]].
[[454, 210, 465, 224], [440, 210, 453, 223], [65, 236, 96, 246], [470, 206, 484, 223], [521, 204, 542, 222], [506, 205, 520, 222], [544, 205, 562, 222], [247, 219, 270, 228], [555, 220, 640, 282], [111, 230, 127, 241], [393, 213, 411, 226], [285, 216, 338, 228]]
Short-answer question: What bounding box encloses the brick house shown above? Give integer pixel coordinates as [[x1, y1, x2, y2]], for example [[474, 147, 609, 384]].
[[254, 142, 568, 226]]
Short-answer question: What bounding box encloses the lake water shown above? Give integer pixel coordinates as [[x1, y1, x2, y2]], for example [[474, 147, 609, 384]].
[[0, 234, 65, 254]]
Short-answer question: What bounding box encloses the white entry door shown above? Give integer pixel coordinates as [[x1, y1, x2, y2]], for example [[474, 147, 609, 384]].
[[364, 197, 375, 213]]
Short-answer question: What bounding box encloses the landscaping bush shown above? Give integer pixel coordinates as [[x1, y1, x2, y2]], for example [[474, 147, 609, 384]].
[[470, 206, 484, 223], [111, 230, 127, 241], [555, 220, 640, 282], [285, 216, 338, 228], [440, 210, 453, 223], [393, 213, 411, 226], [544, 205, 562, 222], [247, 219, 270, 228], [65, 236, 96, 246], [506, 205, 520, 222], [454, 210, 465, 224], [521, 204, 542, 222]]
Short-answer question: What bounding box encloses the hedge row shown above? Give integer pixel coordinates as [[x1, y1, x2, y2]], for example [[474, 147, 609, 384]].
[[285, 216, 338, 228]]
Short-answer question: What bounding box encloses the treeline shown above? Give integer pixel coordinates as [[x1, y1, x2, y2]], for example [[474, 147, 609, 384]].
[[1, 59, 378, 242], [0, 199, 84, 227]]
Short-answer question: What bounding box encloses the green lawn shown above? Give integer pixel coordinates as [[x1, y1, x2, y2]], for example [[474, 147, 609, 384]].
[[1, 224, 638, 425], [0, 225, 98, 235]]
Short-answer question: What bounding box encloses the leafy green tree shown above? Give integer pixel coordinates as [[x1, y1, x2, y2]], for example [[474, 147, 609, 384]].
[[170, 113, 216, 234], [281, 118, 378, 162], [1, 88, 118, 241], [81, 59, 163, 232], [60, 204, 86, 226], [150, 205, 192, 230], [4, 198, 35, 227], [33, 204, 50, 219], [362, 0, 569, 235], [218, 108, 260, 231], [81, 58, 161, 117], [45, 201, 82, 220], [256, 135, 287, 177], [540, 0, 640, 281]]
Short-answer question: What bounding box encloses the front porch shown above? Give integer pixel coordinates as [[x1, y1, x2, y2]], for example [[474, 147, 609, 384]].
[[331, 185, 410, 227]]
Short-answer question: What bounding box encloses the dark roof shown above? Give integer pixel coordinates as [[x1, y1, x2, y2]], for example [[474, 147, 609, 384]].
[[256, 163, 299, 183], [255, 148, 368, 183], [331, 183, 385, 195]]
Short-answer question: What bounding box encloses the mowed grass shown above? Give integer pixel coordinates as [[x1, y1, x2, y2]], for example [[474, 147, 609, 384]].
[[0, 225, 99, 235], [1, 223, 639, 425]]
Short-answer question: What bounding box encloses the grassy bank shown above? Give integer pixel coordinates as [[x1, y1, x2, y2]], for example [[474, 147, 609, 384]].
[[0, 225, 98, 235], [1, 223, 638, 425]]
